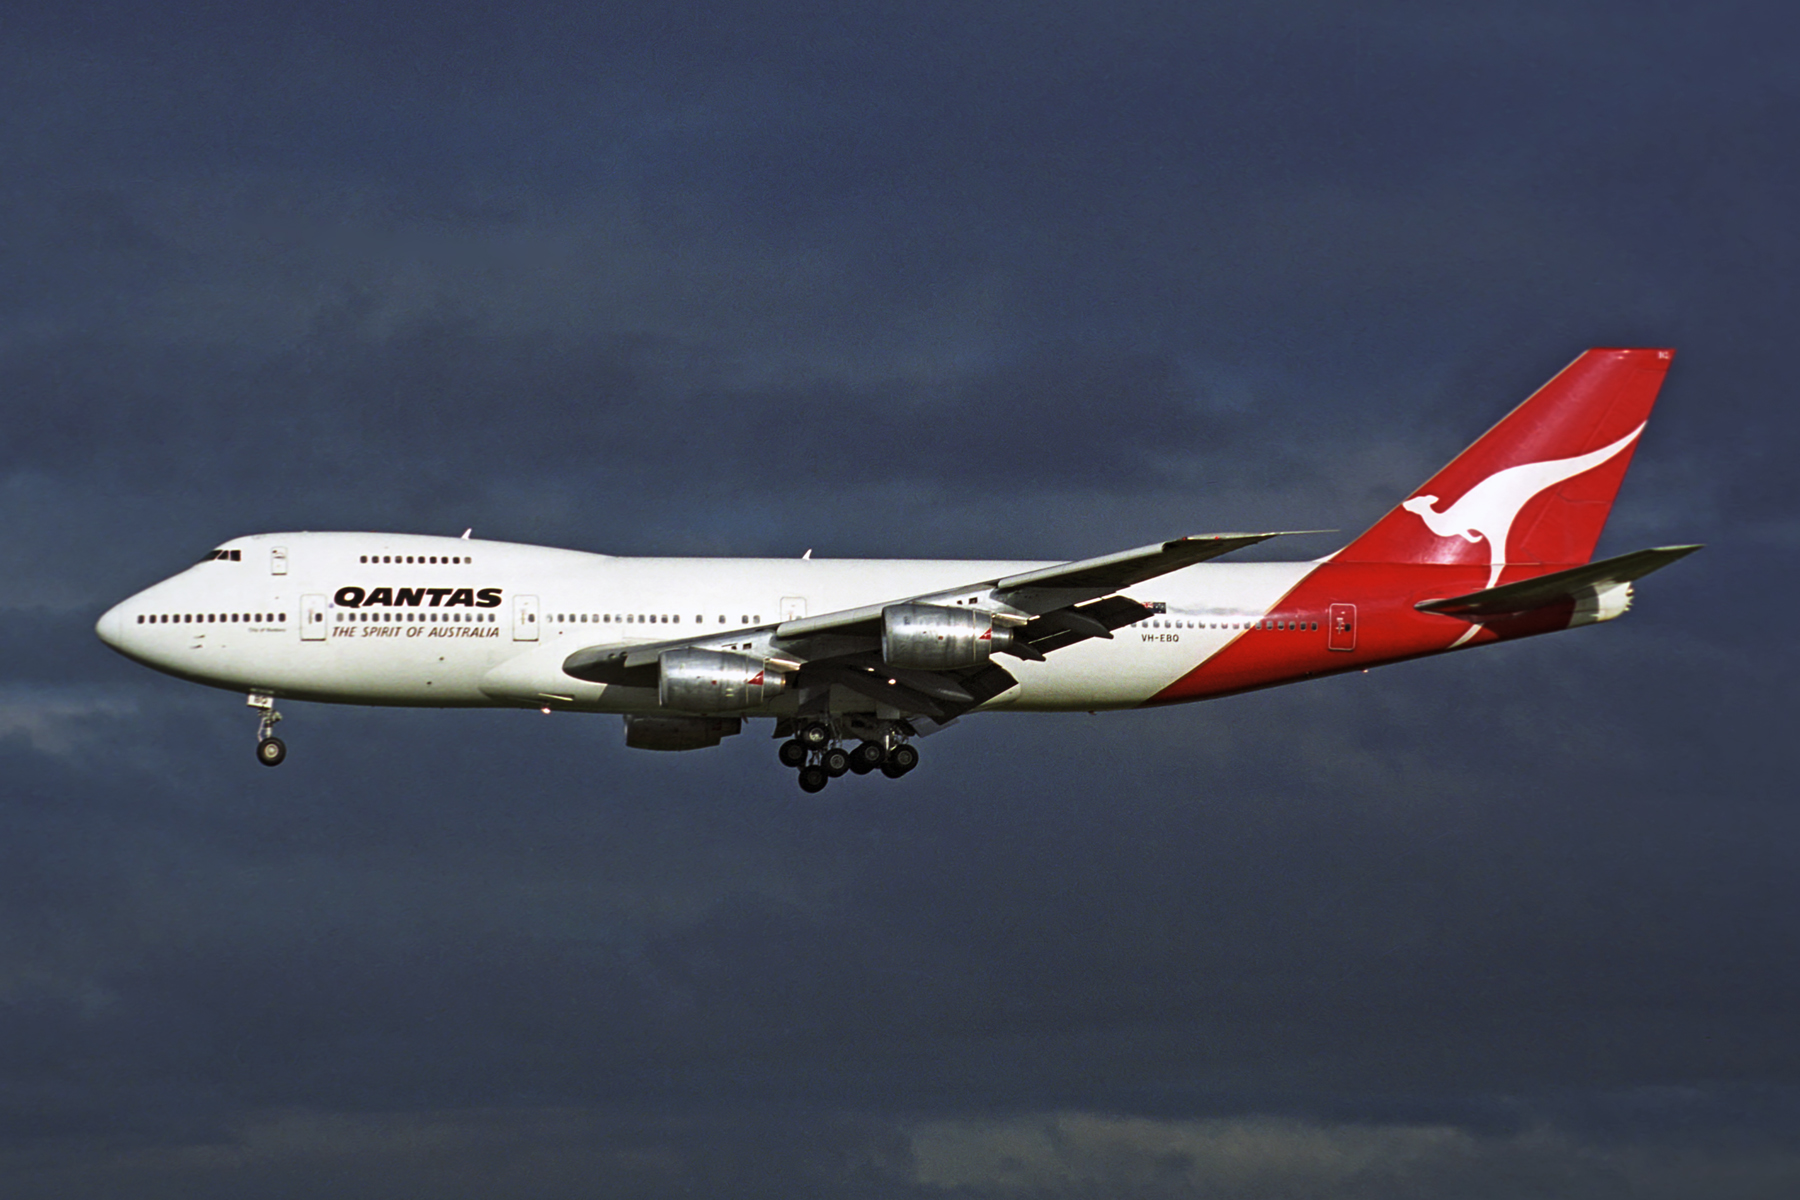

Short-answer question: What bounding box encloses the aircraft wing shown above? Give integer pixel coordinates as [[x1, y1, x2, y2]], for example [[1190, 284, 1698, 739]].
[[1415, 545, 1702, 617], [565, 531, 1315, 719], [775, 531, 1318, 641], [991, 531, 1312, 599]]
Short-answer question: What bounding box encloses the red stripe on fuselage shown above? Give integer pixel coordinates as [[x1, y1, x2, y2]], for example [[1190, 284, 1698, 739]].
[[1146, 561, 1578, 705]]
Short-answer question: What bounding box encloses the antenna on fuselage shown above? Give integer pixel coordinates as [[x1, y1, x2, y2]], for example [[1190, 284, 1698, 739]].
[[461, 529, 472, 540]]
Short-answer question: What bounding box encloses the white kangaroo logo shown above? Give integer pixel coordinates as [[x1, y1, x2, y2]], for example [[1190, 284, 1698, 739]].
[[1401, 423, 1645, 590]]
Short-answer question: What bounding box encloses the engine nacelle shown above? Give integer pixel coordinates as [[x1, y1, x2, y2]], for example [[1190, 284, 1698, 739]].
[[624, 714, 742, 751], [657, 648, 789, 712], [880, 603, 1012, 670]]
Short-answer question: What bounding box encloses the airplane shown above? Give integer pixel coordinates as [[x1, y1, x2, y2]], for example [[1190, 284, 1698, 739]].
[[96, 347, 1699, 792]]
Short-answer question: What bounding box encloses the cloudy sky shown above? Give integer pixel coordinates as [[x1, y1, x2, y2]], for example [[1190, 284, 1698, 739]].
[[5, 3, 1797, 1196]]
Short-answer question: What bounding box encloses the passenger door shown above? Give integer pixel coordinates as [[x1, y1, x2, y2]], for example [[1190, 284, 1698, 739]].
[[300, 594, 328, 641], [513, 594, 540, 641]]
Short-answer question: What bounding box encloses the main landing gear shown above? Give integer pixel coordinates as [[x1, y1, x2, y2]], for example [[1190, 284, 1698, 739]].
[[249, 692, 286, 767], [778, 719, 918, 792]]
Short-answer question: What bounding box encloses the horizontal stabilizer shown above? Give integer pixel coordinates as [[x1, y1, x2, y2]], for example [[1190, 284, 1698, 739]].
[[1415, 545, 1702, 617]]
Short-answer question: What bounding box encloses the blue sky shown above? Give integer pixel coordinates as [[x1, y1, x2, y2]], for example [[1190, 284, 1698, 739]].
[[3, 4, 1797, 1196]]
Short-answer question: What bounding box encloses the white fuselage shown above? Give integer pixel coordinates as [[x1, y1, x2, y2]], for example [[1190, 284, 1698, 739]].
[[96, 532, 1314, 715]]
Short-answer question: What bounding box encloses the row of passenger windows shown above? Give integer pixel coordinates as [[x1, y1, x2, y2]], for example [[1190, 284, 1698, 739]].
[[139, 612, 284, 624], [549, 613, 762, 626], [338, 611, 494, 622], [359, 554, 470, 565], [1136, 617, 1319, 631]]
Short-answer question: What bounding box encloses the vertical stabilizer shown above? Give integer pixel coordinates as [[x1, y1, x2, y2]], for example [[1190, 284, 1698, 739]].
[[1335, 348, 1673, 584]]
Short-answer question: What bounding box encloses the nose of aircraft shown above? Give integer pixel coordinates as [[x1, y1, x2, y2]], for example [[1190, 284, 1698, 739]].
[[95, 601, 127, 652]]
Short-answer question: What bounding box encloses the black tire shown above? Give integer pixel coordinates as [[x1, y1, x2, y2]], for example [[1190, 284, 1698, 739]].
[[851, 741, 887, 770], [880, 760, 907, 779], [798, 721, 831, 748], [777, 738, 808, 768], [797, 765, 829, 793], [256, 737, 286, 767], [889, 743, 919, 773], [848, 757, 875, 776], [822, 747, 851, 777]]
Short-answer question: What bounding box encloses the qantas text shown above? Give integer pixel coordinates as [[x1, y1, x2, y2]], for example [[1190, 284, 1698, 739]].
[[334, 586, 502, 609]]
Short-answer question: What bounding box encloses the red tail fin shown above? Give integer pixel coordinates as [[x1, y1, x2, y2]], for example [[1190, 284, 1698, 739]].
[[1335, 348, 1674, 585]]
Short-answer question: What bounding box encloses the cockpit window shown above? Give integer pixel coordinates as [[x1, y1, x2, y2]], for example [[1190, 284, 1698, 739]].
[[200, 549, 243, 562]]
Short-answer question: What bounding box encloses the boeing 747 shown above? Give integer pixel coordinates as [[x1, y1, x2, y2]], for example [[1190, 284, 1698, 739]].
[[96, 348, 1699, 790]]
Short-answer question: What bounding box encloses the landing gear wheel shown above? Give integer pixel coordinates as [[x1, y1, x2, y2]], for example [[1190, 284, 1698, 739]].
[[881, 743, 919, 778], [797, 765, 829, 793], [797, 721, 832, 749], [849, 757, 875, 776], [822, 747, 851, 777], [851, 741, 887, 771], [778, 739, 808, 768], [256, 736, 287, 767]]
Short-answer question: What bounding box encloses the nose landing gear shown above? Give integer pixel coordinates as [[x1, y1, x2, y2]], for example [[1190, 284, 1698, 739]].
[[248, 692, 285, 767]]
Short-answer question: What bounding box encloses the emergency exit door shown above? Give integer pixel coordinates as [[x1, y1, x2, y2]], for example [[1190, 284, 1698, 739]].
[[1328, 603, 1357, 651]]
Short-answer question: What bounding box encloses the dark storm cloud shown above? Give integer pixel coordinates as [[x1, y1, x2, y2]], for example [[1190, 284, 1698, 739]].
[[4, 2, 1798, 1196]]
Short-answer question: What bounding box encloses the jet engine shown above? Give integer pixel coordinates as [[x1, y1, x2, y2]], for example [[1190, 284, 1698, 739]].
[[880, 603, 1012, 670], [623, 714, 742, 751], [657, 648, 789, 712]]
